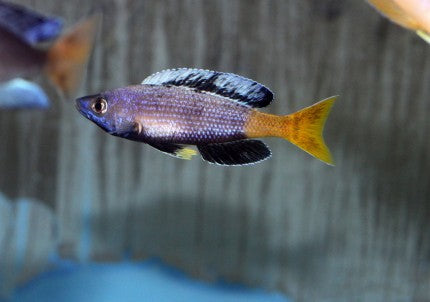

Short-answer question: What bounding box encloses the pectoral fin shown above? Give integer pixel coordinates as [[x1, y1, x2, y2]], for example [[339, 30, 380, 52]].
[[148, 142, 197, 160], [112, 121, 143, 138]]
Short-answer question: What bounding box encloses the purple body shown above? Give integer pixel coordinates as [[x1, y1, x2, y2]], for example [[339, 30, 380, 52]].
[[77, 85, 253, 145]]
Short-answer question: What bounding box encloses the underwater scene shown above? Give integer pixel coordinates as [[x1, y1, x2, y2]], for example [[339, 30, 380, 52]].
[[0, 0, 429, 301]]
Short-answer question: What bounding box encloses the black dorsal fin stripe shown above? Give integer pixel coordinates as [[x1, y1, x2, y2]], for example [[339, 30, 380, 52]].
[[142, 68, 273, 108], [197, 140, 272, 166]]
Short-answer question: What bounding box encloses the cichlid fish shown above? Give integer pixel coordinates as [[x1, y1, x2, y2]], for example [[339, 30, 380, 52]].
[[0, 0, 63, 45], [0, 78, 49, 109], [367, 0, 430, 43], [0, 13, 100, 98], [76, 69, 337, 166]]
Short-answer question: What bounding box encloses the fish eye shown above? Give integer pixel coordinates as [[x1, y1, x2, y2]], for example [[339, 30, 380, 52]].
[[91, 98, 107, 115]]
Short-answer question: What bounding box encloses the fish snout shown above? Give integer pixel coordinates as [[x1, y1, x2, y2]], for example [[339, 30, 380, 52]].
[[75, 96, 88, 112], [75, 94, 99, 116]]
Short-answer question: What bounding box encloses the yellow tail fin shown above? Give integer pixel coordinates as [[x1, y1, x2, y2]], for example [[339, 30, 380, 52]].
[[45, 14, 101, 98], [281, 96, 337, 165]]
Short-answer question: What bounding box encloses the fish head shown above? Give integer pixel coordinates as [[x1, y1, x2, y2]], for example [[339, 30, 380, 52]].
[[75, 92, 128, 134]]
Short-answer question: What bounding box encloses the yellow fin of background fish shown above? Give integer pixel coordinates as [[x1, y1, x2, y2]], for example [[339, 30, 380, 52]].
[[280, 96, 337, 165], [417, 30, 430, 44], [45, 14, 101, 98], [367, 0, 419, 30]]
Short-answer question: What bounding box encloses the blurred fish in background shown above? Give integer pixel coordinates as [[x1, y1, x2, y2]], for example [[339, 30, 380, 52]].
[[0, 79, 49, 109], [0, 0, 101, 100], [0, 0, 63, 45], [367, 0, 430, 43]]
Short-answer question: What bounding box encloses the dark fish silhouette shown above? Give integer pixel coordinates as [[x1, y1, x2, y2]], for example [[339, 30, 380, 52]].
[[76, 69, 337, 166]]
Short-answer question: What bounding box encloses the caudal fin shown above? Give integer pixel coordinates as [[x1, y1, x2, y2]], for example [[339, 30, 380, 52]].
[[281, 96, 337, 165], [45, 14, 101, 98]]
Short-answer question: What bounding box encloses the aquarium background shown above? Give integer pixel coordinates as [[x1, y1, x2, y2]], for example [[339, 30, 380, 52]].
[[0, 0, 429, 301]]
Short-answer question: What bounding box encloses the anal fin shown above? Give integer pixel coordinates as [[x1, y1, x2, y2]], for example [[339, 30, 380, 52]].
[[197, 140, 271, 166], [148, 141, 197, 160]]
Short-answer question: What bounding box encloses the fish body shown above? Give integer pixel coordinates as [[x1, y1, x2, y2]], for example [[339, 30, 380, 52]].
[[0, 27, 46, 82], [95, 85, 251, 144], [0, 12, 100, 97], [0, 0, 63, 45], [367, 0, 430, 43], [76, 69, 336, 166], [0, 78, 50, 109]]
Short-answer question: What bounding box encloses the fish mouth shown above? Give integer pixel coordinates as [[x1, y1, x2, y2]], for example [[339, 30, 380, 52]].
[[75, 100, 91, 120], [75, 94, 99, 120]]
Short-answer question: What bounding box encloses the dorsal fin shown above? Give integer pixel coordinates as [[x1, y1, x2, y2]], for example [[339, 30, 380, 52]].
[[142, 68, 273, 108]]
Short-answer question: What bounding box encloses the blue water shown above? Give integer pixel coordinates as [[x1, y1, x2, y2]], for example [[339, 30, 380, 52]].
[[8, 259, 291, 302]]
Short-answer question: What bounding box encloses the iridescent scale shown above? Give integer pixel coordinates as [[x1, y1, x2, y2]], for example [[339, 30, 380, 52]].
[[109, 85, 252, 144]]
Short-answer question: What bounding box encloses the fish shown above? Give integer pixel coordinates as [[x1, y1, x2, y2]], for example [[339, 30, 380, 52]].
[[0, 78, 50, 109], [75, 69, 337, 166], [367, 0, 430, 43], [0, 0, 63, 45], [0, 13, 100, 98]]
